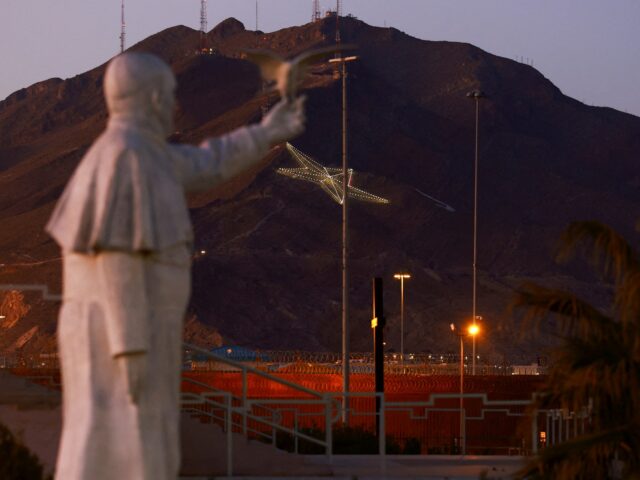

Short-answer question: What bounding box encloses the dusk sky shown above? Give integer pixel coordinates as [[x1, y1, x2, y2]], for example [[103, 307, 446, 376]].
[[2, 0, 639, 116]]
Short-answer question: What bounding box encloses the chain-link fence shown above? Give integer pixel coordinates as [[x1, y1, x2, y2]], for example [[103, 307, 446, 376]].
[[184, 349, 547, 375]]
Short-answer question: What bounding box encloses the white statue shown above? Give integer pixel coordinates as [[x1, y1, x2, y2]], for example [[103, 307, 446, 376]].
[[45, 52, 305, 480]]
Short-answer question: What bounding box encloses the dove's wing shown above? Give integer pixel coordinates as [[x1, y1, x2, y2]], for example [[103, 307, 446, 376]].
[[245, 45, 356, 99], [286, 45, 357, 98], [243, 50, 285, 82], [292, 44, 357, 68], [285, 65, 299, 100]]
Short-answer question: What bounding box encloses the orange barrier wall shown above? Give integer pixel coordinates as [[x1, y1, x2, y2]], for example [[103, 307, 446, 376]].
[[181, 372, 546, 454], [12, 367, 545, 453]]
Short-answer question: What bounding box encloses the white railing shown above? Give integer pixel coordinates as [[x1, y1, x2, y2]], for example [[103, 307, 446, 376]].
[[4, 344, 578, 476], [180, 345, 589, 475], [542, 407, 591, 447], [181, 343, 343, 477]]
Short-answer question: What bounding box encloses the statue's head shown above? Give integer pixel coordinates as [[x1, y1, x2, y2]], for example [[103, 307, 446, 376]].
[[104, 53, 177, 135]]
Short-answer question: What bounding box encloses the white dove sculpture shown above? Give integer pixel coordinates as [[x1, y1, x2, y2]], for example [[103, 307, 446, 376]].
[[244, 45, 355, 101]]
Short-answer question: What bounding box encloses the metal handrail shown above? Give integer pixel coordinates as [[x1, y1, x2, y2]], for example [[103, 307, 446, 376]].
[[181, 389, 328, 448], [180, 343, 342, 476], [180, 344, 561, 466]]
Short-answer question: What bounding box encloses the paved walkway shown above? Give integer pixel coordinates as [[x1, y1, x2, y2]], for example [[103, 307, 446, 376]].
[[181, 454, 525, 479]]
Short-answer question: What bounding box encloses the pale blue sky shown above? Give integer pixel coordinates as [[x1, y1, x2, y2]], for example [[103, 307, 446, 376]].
[[1, 0, 639, 116]]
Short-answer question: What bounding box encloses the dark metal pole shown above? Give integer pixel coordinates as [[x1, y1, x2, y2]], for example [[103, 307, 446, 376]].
[[329, 54, 358, 424], [466, 89, 485, 376], [372, 277, 385, 449], [459, 334, 465, 454], [472, 96, 479, 376], [341, 58, 350, 424], [400, 276, 404, 365]]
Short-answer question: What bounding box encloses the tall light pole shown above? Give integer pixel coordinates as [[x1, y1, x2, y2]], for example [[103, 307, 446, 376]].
[[466, 89, 485, 375], [393, 273, 411, 365], [329, 54, 358, 423]]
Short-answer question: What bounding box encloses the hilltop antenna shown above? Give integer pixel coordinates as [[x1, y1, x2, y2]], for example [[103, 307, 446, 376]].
[[256, 0, 259, 31], [335, 0, 342, 44], [120, 0, 126, 53], [312, 0, 321, 22], [198, 0, 209, 54], [200, 0, 207, 34]]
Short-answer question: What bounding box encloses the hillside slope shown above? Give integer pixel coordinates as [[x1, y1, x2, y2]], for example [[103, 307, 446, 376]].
[[0, 16, 638, 359]]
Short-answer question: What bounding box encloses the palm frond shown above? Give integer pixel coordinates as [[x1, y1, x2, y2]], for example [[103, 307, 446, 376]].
[[557, 221, 640, 322], [517, 424, 637, 479], [513, 282, 615, 341], [514, 221, 640, 478], [544, 352, 638, 419], [616, 269, 640, 326], [557, 221, 639, 282]]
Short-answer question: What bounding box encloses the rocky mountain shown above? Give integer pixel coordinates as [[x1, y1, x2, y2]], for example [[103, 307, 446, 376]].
[[0, 16, 638, 360]]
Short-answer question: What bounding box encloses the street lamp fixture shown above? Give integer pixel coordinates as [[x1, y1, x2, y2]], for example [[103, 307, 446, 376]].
[[393, 273, 411, 365]]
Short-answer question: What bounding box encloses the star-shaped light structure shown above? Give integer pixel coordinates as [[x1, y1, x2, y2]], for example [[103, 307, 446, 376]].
[[277, 143, 389, 205]]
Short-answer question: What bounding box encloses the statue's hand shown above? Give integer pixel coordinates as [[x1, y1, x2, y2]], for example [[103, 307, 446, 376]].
[[260, 96, 306, 146], [117, 352, 147, 405]]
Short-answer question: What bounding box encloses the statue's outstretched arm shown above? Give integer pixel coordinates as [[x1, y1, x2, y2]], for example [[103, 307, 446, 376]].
[[97, 251, 149, 404], [173, 97, 306, 192]]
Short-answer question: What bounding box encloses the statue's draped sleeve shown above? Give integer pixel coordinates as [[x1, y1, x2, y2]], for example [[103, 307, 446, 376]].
[[171, 124, 270, 193]]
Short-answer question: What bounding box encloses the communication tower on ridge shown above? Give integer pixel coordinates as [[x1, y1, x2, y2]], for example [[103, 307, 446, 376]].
[[120, 0, 126, 53], [335, 0, 343, 44], [312, 0, 321, 22], [198, 0, 212, 55], [200, 0, 207, 34]]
